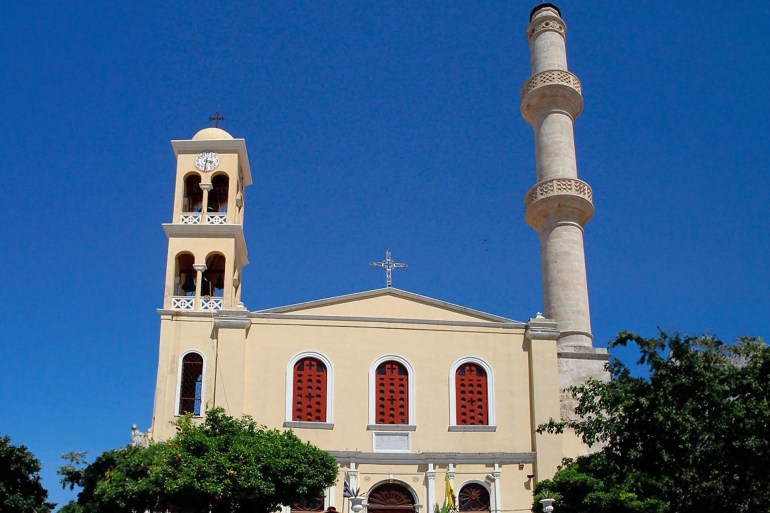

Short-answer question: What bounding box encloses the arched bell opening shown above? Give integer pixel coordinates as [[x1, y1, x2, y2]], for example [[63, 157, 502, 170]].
[[202, 252, 226, 298], [208, 174, 229, 213], [175, 253, 196, 296], [183, 173, 203, 213]]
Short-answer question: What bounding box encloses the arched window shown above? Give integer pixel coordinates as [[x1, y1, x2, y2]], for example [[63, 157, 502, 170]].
[[292, 357, 327, 422], [376, 361, 409, 424], [202, 253, 225, 297], [455, 362, 488, 425], [367, 483, 416, 513], [178, 352, 203, 415], [183, 174, 203, 212], [449, 358, 495, 428], [176, 253, 196, 296], [209, 174, 229, 212], [458, 483, 490, 512]]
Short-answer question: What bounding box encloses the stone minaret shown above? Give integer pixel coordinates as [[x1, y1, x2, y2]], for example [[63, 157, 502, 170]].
[[522, 3, 594, 352]]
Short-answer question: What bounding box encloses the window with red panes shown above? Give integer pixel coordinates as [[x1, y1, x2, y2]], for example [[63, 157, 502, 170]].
[[292, 357, 327, 422], [455, 363, 488, 425], [376, 361, 409, 424]]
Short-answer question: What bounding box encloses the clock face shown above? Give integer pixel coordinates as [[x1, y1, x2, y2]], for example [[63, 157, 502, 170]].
[[194, 152, 220, 171]]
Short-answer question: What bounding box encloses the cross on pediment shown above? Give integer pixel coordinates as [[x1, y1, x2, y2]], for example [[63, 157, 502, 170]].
[[370, 249, 407, 288]]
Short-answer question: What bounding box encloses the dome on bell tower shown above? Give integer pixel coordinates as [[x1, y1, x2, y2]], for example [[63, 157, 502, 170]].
[[192, 127, 234, 140]]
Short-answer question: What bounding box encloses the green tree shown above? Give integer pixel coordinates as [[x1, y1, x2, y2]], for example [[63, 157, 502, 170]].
[[0, 435, 54, 513], [536, 332, 770, 513], [59, 408, 338, 513]]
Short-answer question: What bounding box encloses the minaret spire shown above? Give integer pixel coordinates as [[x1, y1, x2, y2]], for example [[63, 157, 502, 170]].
[[521, 4, 594, 351]]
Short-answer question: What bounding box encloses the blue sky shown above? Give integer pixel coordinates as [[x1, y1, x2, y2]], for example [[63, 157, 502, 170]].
[[2, 1, 769, 509]]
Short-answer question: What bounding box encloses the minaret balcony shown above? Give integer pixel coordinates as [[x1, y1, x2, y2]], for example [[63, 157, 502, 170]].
[[524, 177, 594, 229], [171, 296, 223, 311], [179, 212, 228, 225], [520, 69, 583, 123]]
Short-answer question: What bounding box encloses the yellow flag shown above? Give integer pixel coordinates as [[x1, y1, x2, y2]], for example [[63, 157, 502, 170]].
[[445, 474, 456, 509]]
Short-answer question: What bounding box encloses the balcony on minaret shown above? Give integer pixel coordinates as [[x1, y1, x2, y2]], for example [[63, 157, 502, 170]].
[[171, 253, 227, 311], [180, 173, 233, 225]]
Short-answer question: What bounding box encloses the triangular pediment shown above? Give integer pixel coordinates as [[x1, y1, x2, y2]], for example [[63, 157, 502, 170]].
[[255, 288, 516, 324]]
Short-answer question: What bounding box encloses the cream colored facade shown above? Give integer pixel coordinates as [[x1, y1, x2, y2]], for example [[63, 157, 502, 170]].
[[149, 4, 608, 513]]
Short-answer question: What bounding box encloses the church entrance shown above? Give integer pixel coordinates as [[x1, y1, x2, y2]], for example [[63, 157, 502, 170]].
[[366, 483, 416, 513]]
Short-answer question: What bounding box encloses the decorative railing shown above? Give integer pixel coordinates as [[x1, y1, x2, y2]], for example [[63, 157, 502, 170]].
[[172, 296, 195, 310], [180, 212, 228, 225], [206, 213, 227, 225], [201, 297, 223, 311], [525, 178, 593, 207], [180, 213, 202, 225], [520, 69, 582, 99], [171, 296, 223, 311]]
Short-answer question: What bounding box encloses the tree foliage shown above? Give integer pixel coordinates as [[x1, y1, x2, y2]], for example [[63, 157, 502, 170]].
[[0, 435, 53, 513], [59, 408, 338, 513], [536, 332, 770, 513]]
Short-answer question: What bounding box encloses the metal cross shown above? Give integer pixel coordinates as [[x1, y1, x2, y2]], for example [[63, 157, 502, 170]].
[[209, 111, 224, 128], [370, 249, 407, 288]]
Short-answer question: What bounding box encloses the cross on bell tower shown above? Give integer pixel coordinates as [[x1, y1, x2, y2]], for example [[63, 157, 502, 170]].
[[209, 111, 224, 128]]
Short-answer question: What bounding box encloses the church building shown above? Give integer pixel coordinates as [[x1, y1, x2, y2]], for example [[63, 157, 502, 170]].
[[148, 4, 608, 513]]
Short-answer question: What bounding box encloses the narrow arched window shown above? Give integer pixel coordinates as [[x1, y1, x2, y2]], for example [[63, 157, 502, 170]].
[[455, 363, 488, 425], [183, 174, 203, 213], [376, 361, 409, 424], [202, 253, 225, 297], [176, 253, 196, 296], [179, 352, 203, 415], [459, 483, 490, 512], [209, 174, 229, 212], [293, 357, 327, 422]]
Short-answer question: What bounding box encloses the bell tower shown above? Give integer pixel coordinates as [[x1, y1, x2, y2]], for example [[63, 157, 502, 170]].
[[161, 126, 253, 312]]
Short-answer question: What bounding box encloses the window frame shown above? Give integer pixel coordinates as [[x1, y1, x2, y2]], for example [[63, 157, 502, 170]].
[[368, 355, 416, 427], [448, 357, 496, 429], [175, 350, 206, 417], [457, 480, 493, 512], [285, 352, 334, 426]]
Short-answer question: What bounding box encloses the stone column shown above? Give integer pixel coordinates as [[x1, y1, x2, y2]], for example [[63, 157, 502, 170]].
[[426, 463, 436, 513], [522, 4, 594, 351]]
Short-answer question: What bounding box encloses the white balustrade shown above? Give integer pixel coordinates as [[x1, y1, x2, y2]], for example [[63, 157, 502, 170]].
[[206, 213, 227, 225], [200, 297, 223, 311], [172, 296, 195, 310], [180, 212, 202, 225]]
